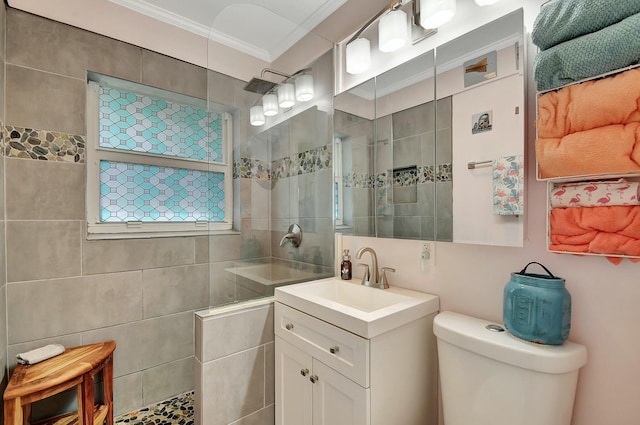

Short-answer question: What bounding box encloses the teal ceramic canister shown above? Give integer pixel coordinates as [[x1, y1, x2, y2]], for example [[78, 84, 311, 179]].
[[503, 262, 571, 345]]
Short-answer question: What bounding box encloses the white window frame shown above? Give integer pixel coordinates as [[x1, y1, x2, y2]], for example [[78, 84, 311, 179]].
[[334, 137, 344, 226], [86, 75, 233, 239]]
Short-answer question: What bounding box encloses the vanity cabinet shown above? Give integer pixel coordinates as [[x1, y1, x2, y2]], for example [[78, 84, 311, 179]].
[[274, 302, 438, 425]]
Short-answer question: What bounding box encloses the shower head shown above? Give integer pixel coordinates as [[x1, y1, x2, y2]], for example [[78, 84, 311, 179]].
[[243, 78, 277, 95]]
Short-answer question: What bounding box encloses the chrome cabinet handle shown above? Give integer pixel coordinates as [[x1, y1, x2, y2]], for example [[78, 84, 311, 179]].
[[310, 375, 319, 383], [329, 346, 339, 354], [285, 323, 294, 330], [300, 368, 309, 377]]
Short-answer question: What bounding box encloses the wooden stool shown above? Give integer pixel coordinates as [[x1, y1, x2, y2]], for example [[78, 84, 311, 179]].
[[3, 341, 116, 425]]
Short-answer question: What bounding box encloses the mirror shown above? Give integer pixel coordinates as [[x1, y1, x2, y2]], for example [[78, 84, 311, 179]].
[[333, 78, 376, 237], [334, 9, 525, 246], [437, 8, 525, 246]]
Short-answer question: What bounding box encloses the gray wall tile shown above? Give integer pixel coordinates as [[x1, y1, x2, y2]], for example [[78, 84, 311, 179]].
[[7, 271, 142, 343], [6, 9, 142, 82], [195, 236, 210, 264], [201, 346, 265, 425], [142, 50, 206, 99], [6, 220, 82, 282], [142, 357, 194, 406], [208, 234, 243, 262], [199, 303, 273, 362], [230, 405, 274, 425], [140, 312, 194, 370], [6, 159, 85, 220], [83, 236, 195, 274], [209, 261, 237, 306], [82, 321, 145, 377], [6, 65, 86, 135], [114, 373, 144, 417], [82, 312, 193, 377], [143, 264, 209, 318], [264, 341, 274, 407]]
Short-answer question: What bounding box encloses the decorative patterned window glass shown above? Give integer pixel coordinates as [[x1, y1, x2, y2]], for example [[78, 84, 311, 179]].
[[98, 87, 223, 162], [86, 74, 232, 238], [99, 161, 225, 222]]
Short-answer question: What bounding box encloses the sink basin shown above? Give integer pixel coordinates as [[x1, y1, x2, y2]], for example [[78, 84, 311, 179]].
[[275, 277, 439, 338]]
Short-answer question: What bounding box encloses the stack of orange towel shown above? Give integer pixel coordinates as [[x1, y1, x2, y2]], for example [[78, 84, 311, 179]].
[[549, 179, 640, 262], [536, 68, 640, 179]]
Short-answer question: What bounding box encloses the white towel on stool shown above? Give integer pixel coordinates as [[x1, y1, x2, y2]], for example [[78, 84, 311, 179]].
[[16, 344, 65, 365]]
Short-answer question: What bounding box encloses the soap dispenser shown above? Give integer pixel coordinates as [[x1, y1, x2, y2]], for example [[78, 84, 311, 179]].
[[340, 249, 352, 280]]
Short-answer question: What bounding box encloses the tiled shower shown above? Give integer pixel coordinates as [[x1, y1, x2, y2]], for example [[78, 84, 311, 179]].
[[0, 6, 333, 425]]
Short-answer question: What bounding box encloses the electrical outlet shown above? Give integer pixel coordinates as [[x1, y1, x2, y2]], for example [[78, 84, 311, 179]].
[[420, 242, 434, 271]]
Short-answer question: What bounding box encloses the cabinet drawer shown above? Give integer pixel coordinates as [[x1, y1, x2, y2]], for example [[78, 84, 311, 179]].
[[275, 302, 370, 387]]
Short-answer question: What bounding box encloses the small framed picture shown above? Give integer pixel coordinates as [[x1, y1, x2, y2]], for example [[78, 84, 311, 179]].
[[472, 111, 493, 134]]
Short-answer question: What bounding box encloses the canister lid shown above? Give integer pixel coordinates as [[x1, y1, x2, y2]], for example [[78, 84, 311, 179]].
[[434, 311, 587, 374]]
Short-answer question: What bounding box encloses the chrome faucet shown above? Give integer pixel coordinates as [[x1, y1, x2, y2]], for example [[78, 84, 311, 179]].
[[355, 247, 395, 289], [279, 224, 302, 247], [356, 247, 379, 287]]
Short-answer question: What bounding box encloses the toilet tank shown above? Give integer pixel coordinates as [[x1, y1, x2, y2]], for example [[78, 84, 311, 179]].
[[434, 311, 587, 425]]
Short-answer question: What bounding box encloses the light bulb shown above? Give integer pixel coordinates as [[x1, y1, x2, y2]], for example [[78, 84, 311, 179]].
[[474, 0, 500, 5], [262, 93, 278, 116], [420, 0, 456, 29], [250, 105, 265, 126], [278, 83, 296, 108], [378, 9, 408, 52], [346, 38, 371, 75], [295, 75, 314, 102]]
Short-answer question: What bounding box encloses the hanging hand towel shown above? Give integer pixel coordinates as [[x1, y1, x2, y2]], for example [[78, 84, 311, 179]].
[[493, 155, 524, 215], [16, 344, 65, 365], [550, 179, 640, 208]]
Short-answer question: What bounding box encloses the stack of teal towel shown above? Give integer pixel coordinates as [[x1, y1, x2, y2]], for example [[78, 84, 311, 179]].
[[532, 0, 640, 91]]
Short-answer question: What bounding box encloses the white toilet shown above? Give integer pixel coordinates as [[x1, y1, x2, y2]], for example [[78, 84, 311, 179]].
[[434, 311, 587, 425]]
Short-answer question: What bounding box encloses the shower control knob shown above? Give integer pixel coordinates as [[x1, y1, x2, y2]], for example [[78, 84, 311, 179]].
[[285, 323, 294, 331], [329, 346, 339, 354], [310, 375, 319, 383], [300, 368, 309, 377]]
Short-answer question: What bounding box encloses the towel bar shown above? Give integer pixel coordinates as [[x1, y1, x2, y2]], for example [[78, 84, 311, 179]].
[[468, 160, 492, 169]]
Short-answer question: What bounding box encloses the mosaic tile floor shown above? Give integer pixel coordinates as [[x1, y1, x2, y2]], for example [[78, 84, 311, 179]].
[[115, 392, 194, 425]]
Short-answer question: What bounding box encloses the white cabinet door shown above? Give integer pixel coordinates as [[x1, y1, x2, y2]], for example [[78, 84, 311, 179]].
[[276, 336, 313, 425], [311, 359, 370, 425]]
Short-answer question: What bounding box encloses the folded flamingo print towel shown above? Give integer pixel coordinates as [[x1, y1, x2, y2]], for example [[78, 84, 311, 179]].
[[537, 68, 640, 139], [549, 205, 640, 257], [550, 179, 640, 208], [536, 123, 640, 179]]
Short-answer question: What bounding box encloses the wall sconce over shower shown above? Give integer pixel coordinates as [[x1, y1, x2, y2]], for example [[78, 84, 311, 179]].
[[344, 0, 503, 75], [245, 68, 314, 126]]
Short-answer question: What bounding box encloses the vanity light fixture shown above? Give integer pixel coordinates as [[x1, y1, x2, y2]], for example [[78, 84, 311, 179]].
[[344, 0, 443, 75], [378, 8, 408, 52], [419, 0, 456, 29]]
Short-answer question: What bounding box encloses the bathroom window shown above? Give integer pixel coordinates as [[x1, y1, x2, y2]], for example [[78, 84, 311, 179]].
[[85, 73, 233, 238]]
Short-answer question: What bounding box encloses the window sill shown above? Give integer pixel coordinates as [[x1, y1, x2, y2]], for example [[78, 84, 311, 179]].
[[86, 228, 241, 241]]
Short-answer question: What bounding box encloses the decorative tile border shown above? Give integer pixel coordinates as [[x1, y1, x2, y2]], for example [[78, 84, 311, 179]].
[[235, 144, 332, 181], [4, 126, 85, 163], [115, 391, 194, 425], [233, 157, 271, 180], [342, 163, 450, 189]]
